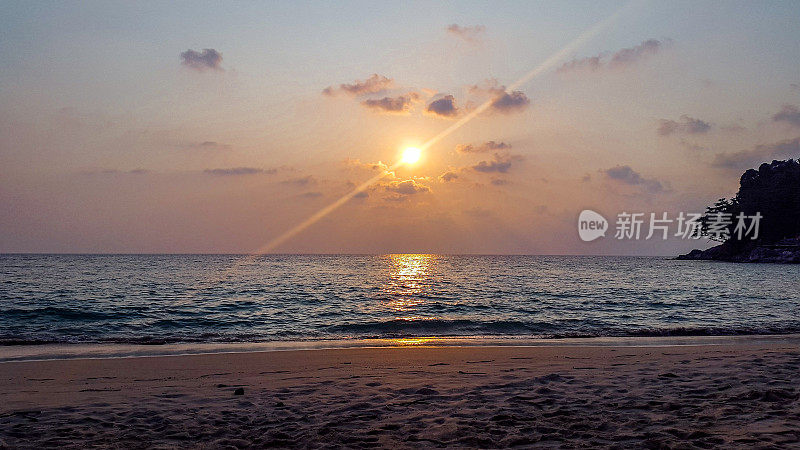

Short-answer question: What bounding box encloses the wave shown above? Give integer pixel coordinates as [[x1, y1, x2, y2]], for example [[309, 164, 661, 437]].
[[2, 307, 128, 321], [3, 323, 800, 346], [4, 314, 800, 346], [326, 319, 543, 336], [326, 319, 800, 339]]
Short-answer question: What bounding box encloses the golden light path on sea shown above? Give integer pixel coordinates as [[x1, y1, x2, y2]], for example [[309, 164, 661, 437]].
[[219, 1, 641, 274]]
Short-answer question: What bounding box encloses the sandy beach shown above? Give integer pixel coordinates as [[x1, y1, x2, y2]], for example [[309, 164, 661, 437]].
[[2, 338, 800, 448]]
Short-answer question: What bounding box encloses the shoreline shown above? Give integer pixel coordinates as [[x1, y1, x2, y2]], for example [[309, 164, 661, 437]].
[[3, 333, 800, 363]]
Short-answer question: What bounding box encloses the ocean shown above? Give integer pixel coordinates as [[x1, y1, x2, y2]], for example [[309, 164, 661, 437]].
[[2, 254, 799, 346]]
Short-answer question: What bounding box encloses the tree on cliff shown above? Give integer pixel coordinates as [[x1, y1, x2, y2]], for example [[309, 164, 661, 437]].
[[700, 159, 800, 246]]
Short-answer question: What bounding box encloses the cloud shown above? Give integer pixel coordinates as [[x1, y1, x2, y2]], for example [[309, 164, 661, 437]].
[[438, 171, 459, 182], [471, 153, 523, 173], [603, 165, 663, 193], [344, 158, 390, 172], [490, 178, 509, 186], [204, 167, 272, 176], [282, 175, 316, 186], [361, 93, 418, 114], [456, 141, 511, 154], [557, 56, 602, 73], [384, 179, 430, 195], [300, 191, 323, 198], [84, 168, 150, 176], [712, 137, 800, 169], [426, 95, 458, 118], [490, 91, 530, 113], [609, 39, 666, 68], [658, 115, 711, 136], [446, 24, 485, 43], [322, 74, 393, 96], [772, 105, 800, 128], [469, 80, 530, 114], [180, 49, 223, 71], [557, 39, 670, 74]]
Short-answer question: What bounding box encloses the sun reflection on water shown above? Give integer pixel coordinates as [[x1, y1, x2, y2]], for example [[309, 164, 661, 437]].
[[389, 337, 438, 346], [383, 254, 436, 312]]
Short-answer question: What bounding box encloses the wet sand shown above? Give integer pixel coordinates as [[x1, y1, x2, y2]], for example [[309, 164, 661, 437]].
[[2, 339, 800, 448]]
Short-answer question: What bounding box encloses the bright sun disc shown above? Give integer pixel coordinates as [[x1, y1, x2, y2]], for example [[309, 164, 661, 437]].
[[401, 147, 422, 165]]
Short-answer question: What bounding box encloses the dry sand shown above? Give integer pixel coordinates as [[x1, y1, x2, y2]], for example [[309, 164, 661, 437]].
[[2, 339, 800, 448]]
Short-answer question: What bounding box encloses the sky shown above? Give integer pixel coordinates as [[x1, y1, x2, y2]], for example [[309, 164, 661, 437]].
[[1, 0, 800, 254]]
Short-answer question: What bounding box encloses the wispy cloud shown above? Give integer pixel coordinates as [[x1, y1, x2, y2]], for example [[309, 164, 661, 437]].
[[180, 48, 223, 71], [609, 39, 666, 67], [558, 56, 602, 73], [469, 79, 530, 114], [456, 141, 511, 154], [603, 165, 664, 193], [83, 168, 150, 176], [299, 191, 323, 199], [712, 137, 800, 169], [471, 153, 523, 173], [772, 105, 800, 128], [658, 115, 711, 136], [322, 74, 393, 96], [183, 141, 231, 150], [361, 93, 418, 114], [557, 39, 671, 74], [204, 167, 272, 176], [446, 24, 485, 44], [282, 175, 316, 186]]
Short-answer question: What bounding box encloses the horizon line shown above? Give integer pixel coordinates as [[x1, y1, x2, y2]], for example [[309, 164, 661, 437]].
[[0, 252, 679, 257]]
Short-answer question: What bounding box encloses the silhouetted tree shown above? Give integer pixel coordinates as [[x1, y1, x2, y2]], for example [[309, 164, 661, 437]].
[[700, 197, 740, 242]]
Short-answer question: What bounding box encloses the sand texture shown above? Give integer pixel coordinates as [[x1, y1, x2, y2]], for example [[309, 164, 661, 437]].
[[2, 341, 800, 448]]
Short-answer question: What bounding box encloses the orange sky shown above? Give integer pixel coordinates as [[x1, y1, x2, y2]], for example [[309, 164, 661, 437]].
[[2, 1, 800, 254]]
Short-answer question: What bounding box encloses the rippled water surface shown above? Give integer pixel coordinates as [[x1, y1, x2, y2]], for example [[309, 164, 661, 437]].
[[1, 254, 799, 345]]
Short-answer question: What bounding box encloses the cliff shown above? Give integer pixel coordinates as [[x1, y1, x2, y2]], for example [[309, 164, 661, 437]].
[[678, 159, 800, 263]]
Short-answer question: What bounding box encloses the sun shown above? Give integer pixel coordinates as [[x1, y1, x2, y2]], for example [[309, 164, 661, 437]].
[[401, 147, 422, 165]]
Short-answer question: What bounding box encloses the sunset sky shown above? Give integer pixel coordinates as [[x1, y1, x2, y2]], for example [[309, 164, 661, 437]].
[[2, 0, 800, 254]]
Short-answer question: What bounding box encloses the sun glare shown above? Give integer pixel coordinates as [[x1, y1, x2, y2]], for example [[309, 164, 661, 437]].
[[400, 147, 422, 165]]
